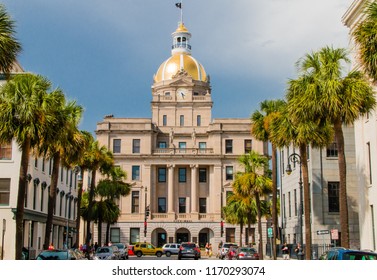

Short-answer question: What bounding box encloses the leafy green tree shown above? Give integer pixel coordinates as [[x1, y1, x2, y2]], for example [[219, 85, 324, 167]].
[[251, 99, 285, 259], [287, 46, 375, 248], [0, 4, 21, 77], [232, 151, 272, 260], [0, 73, 61, 259]]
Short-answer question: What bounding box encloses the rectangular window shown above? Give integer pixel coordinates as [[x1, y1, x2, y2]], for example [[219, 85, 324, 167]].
[[158, 142, 167, 148], [199, 168, 207, 183], [199, 142, 206, 149], [132, 166, 140, 181], [327, 141, 338, 157], [199, 198, 207, 213], [283, 194, 286, 219], [179, 197, 186, 213], [0, 179, 10, 205], [132, 191, 139, 213], [225, 139, 233, 154], [288, 191, 291, 217], [49, 159, 53, 175], [294, 189, 297, 216], [244, 139, 252, 153], [163, 115, 167, 126], [158, 197, 166, 213], [34, 157, 38, 168], [0, 143, 12, 160], [197, 115, 201, 126], [226, 166, 233, 180], [42, 158, 45, 172], [158, 168, 166, 182], [113, 139, 121, 153], [132, 139, 140, 154], [225, 228, 236, 243], [110, 228, 120, 243], [179, 168, 186, 182], [130, 228, 140, 244], [60, 166, 64, 182], [328, 182, 340, 213], [178, 142, 186, 154], [180, 115, 184, 127], [367, 142, 372, 184]]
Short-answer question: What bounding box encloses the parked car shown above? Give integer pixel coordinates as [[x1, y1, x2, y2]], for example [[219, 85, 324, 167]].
[[93, 246, 121, 260], [133, 242, 163, 257], [319, 247, 377, 260], [235, 247, 259, 260], [36, 249, 86, 260], [178, 242, 201, 260], [162, 243, 180, 257], [113, 243, 129, 259], [219, 243, 238, 259]]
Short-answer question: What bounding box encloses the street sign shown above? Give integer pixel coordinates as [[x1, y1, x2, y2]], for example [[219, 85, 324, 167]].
[[268, 227, 273, 238], [316, 230, 330, 235]]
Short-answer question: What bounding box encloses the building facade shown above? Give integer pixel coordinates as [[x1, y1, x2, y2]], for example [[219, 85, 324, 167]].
[[343, 0, 377, 251], [95, 22, 267, 250]]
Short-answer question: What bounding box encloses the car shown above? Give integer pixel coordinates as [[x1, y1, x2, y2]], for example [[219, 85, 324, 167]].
[[219, 243, 238, 259], [235, 247, 259, 260], [36, 249, 86, 260], [319, 247, 377, 260], [162, 243, 181, 257], [113, 243, 129, 259], [133, 242, 163, 257], [178, 242, 201, 260], [93, 246, 121, 260]]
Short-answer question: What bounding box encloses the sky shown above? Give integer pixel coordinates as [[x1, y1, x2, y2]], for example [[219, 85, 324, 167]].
[[2, 0, 355, 134]]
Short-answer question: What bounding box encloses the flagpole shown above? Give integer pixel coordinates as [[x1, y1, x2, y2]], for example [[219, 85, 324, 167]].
[[181, 0, 184, 24]]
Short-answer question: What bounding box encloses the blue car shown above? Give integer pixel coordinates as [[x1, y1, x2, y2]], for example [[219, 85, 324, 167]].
[[320, 247, 377, 260]]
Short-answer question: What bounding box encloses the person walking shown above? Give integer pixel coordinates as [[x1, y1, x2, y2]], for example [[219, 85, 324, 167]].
[[294, 243, 304, 260], [205, 242, 210, 257], [282, 242, 290, 260]]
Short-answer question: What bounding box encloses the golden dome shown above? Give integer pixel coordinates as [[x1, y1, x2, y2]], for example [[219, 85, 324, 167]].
[[154, 53, 207, 83]]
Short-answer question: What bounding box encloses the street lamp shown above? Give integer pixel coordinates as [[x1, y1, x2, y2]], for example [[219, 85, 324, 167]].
[[65, 191, 72, 249], [285, 153, 303, 250], [1, 219, 5, 260], [73, 166, 83, 248]]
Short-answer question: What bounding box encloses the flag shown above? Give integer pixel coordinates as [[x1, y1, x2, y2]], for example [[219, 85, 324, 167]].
[[175, 3, 182, 9]]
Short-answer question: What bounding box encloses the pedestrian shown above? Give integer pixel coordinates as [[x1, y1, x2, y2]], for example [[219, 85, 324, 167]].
[[48, 243, 54, 250], [282, 242, 290, 260], [227, 246, 235, 260], [208, 243, 213, 257], [294, 243, 304, 260], [205, 242, 210, 256]]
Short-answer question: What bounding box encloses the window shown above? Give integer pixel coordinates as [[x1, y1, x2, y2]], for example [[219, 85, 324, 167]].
[[294, 189, 297, 216], [178, 142, 186, 153], [179, 168, 186, 182], [199, 168, 207, 183], [49, 159, 53, 175], [110, 228, 120, 243], [225, 139, 233, 154], [60, 166, 64, 182], [132, 191, 139, 213], [158, 142, 167, 148], [0, 179, 10, 205], [199, 198, 206, 213], [163, 115, 167, 126], [226, 166, 233, 180], [130, 228, 140, 244], [327, 141, 338, 157], [113, 139, 121, 153], [180, 115, 184, 126], [199, 142, 206, 149], [133, 139, 140, 153], [367, 142, 372, 184], [179, 197, 186, 213], [158, 168, 166, 182], [132, 166, 140, 181], [328, 182, 340, 213], [158, 197, 166, 213], [244, 140, 252, 153], [288, 191, 291, 217], [0, 143, 12, 160], [197, 115, 201, 126], [42, 158, 45, 172], [226, 228, 236, 243], [34, 157, 38, 168]]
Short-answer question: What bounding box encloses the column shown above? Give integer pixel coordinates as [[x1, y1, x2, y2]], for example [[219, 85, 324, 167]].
[[191, 164, 198, 213], [168, 164, 175, 213]]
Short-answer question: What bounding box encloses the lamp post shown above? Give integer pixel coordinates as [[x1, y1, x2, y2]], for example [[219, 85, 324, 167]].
[[285, 153, 303, 252], [65, 191, 71, 249], [1, 219, 5, 260]]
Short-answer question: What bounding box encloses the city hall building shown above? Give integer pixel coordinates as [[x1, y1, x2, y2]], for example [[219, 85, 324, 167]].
[[95, 21, 267, 249]]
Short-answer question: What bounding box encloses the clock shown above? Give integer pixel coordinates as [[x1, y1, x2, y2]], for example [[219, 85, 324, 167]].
[[176, 88, 187, 100]]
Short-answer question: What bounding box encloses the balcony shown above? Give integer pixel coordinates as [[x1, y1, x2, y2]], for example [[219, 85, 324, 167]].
[[153, 148, 213, 155]]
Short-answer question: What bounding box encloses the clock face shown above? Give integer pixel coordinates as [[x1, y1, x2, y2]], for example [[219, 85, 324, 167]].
[[176, 88, 187, 99]]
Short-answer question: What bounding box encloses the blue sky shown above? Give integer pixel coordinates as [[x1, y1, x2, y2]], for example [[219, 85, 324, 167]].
[[2, 0, 354, 134]]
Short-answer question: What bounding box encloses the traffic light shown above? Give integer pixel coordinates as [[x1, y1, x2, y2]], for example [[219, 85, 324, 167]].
[[220, 221, 224, 237], [145, 205, 150, 217]]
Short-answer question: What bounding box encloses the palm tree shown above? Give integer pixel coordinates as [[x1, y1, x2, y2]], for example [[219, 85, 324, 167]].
[[232, 151, 272, 260], [251, 99, 285, 259], [0, 73, 60, 259], [287, 46, 375, 248], [0, 4, 22, 77], [39, 96, 83, 250], [352, 1, 377, 82]]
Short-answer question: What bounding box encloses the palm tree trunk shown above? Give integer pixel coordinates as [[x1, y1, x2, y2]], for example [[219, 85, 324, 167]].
[[43, 153, 60, 249], [300, 144, 312, 260], [15, 139, 31, 260], [98, 215, 102, 247], [239, 221, 244, 247], [256, 194, 263, 260], [75, 169, 83, 248], [334, 119, 349, 248], [247, 211, 251, 246], [271, 144, 278, 260], [106, 222, 111, 245], [86, 170, 96, 248]]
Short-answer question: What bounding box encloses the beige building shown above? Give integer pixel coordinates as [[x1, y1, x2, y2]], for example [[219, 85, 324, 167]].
[[95, 22, 267, 249], [343, 0, 377, 251]]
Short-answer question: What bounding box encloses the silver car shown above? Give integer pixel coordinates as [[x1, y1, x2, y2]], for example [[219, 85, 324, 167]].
[[113, 243, 129, 259], [162, 243, 180, 257], [93, 246, 120, 260]]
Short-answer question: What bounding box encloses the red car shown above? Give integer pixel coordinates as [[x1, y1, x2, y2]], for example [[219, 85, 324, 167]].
[[235, 247, 259, 260]]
